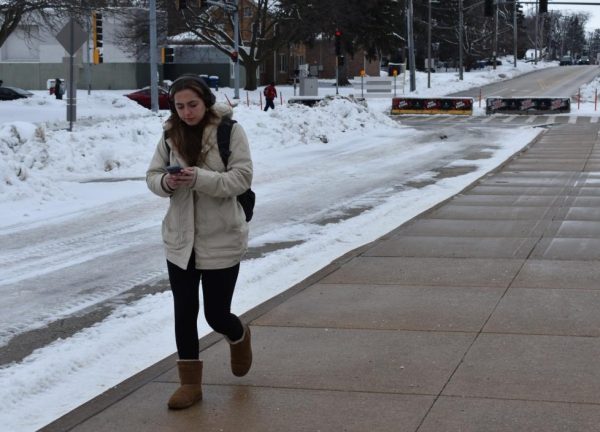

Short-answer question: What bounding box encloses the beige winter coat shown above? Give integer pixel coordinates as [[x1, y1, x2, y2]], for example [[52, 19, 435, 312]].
[[146, 104, 252, 270]]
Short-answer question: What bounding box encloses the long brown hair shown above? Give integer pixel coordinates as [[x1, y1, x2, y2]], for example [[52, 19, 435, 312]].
[[167, 79, 218, 166]]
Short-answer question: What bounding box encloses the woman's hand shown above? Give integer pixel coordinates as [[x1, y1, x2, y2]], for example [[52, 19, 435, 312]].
[[165, 167, 196, 189]]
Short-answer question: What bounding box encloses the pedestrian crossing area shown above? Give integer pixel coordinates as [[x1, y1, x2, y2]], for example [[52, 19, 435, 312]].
[[394, 114, 600, 126]]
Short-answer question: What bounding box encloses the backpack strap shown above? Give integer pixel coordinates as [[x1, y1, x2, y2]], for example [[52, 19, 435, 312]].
[[217, 118, 237, 169], [163, 130, 171, 153]]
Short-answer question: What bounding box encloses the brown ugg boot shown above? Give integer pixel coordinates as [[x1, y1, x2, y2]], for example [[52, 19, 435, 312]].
[[229, 325, 252, 377], [168, 360, 203, 410]]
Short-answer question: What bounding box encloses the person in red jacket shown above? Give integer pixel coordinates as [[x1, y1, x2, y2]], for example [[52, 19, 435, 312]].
[[263, 82, 277, 111]]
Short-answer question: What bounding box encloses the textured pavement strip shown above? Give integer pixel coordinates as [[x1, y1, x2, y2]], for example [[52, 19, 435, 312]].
[[42, 120, 600, 432]]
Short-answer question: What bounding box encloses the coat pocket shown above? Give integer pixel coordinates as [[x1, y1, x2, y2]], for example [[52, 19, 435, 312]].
[[162, 203, 187, 250]]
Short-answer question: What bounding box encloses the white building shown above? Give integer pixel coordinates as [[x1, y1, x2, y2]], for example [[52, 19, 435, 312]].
[[0, 9, 151, 90], [1, 8, 243, 90]]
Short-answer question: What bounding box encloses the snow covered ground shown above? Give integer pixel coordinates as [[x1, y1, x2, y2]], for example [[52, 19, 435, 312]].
[[0, 58, 597, 431]]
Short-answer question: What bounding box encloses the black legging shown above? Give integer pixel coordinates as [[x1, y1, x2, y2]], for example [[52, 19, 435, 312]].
[[167, 252, 244, 360]]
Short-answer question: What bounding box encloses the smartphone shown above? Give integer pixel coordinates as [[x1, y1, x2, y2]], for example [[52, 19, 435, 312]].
[[166, 165, 183, 174]]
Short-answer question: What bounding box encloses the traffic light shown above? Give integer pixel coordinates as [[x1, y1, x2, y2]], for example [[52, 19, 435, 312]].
[[231, 51, 238, 63], [161, 47, 174, 64], [93, 48, 103, 64], [540, 0, 548, 14], [484, 0, 493, 17], [175, 0, 201, 10], [334, 30, 342, 56], [338, 55, 345, 66], [92, 11, 103, 64]]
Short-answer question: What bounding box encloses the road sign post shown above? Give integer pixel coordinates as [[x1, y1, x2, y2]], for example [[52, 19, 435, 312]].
[[55, 19, 88, 131]]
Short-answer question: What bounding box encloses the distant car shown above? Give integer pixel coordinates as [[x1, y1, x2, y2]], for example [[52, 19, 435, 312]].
[[578, 56, 590, 65], [124, 86, 170, 110], [559, 56, 573, 66], [485, 59, 502, 66], [0, 86, 33, 101]]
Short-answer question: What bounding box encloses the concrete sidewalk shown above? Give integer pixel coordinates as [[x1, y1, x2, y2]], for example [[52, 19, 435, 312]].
[[43, 120, 600, 431]]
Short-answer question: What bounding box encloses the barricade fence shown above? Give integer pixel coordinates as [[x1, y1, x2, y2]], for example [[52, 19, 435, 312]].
[[391, 97, 474, 115], [486, 97, 571, 114]]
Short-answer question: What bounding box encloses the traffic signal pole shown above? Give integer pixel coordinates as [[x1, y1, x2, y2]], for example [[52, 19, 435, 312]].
[[407, 0, 416, 91], [86, 14, 91, 94]]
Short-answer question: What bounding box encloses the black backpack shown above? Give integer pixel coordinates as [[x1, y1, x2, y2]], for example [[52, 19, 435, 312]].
[[164, 118, 255, 222], [216, 118, 255, 222]]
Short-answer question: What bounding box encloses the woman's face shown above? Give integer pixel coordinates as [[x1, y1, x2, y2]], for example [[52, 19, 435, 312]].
[[173, 88, 206, 126]]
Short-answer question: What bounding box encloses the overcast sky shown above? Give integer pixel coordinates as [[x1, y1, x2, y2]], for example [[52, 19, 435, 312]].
[[543, 1, 600, 32]]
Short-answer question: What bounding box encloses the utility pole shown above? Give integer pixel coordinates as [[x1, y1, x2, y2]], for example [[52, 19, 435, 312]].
[[233, 4, 240, 99], [427, 0, 432, 88], [540, 6, 545, 60], [149, 0, 159, 112], [407, 0, 416, 91], [534, 0, 539, 64], [459, 0, 464, 80], [514, 0, 518, 67], [493, 0, 498, 70]]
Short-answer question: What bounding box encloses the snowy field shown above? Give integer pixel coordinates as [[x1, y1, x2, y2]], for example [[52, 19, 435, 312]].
[[0, 58, 597, 431]]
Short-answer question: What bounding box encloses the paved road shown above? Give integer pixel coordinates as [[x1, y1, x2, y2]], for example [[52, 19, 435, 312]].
[[396, 114, 600, 128], [450, 65, 600, 98], [0, 122, 509, 367]]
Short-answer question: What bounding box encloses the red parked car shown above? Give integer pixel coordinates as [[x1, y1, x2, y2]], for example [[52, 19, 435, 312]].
[[124, 86, 170, 110]]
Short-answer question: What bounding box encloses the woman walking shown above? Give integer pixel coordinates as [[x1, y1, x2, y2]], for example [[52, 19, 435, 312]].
[[146, 74, 253, 410]]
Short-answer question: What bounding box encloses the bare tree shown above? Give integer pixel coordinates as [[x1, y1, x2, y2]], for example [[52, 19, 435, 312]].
[[0, 0, 130, 48], [172, 0, 309, 90], [110, 0, 176, 60], [1, 1, 63, 47]]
